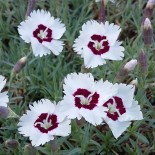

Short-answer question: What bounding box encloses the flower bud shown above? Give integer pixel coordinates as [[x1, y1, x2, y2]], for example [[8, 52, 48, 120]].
[[146, 0, 155, 9], [143, 18, 153, 45], [50, 139, 59, 153], [13, 56, 27, 74], [25, 0, 36, 18], [0, 106, 9, 118], [98, 0, 105, 23], [124, 59, 137, 71], [129, 78, 138, 87], [24, 144, 37, 155], [5, 139, 19, 149], [138, 51, 148, 74]]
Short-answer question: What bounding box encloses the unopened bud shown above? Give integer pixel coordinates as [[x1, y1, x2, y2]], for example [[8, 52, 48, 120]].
[[0, 106, 9, 118], [5, 139, 19, 149], [116, 68, 128, 82], [76, 117, 86, 127], [96, 0, 115, 5], [143, 18, 153, 45], [138, 51, 148, 74], [124, 59, 137, 71], [24, 144, 37, 155], [25, 0, 37, 18], [146, 0, 155, 9], [50, 139, 59, 153], [98, 0, 105, 23], [13, 56, 27, 74], [130, 78, 138, 87]]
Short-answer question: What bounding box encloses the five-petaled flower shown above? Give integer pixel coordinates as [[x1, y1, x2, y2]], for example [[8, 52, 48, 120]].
[[73, 20, 124, 68], [18, 10, 66, 57], [0, 75, 9, 107], [103, 84, 143, 139], [60, 73, 117, 126], [18, 99, 71, 146]]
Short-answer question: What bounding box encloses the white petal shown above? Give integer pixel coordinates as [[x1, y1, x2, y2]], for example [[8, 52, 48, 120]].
[[30, 130, 53, 147], [96, 80, 117, 106], [50, 18, 66, 39], [60, 97, 81, 119], [101, 41, 124, 60], [0, 75, 7, 91], [83, 47, 106, 68], [42, 40, 64, 55], [105, 117, 131, 139], [79, 106, 107, 126], [0, 92, 9, 107], [119, 100, 143, 121], [29, 99, 56, 115], [31, 38, 51, 57], [104, 21, 121, 46], [50, 119, 71, 137], [114, 84, 135, 108], [63, 72, 95, 96]]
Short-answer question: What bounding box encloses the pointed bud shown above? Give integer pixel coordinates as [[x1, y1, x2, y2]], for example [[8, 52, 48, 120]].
[[98, 0, 105, 23], [0, 106, 9, 118], [24, 144, 37, 155], [13, 56, 27, 74], [116, 68, 128, 82], [96, 0, 115, 5], [25, 0, 36, 18], [124, 59, 137, 71], [146, 0, 155, 9], [5, 139, 19, 149], [138, 51, 148, 74], [130, 78, 138, 87], [143, 18, 153, 45], [50, 139, 59, 153]]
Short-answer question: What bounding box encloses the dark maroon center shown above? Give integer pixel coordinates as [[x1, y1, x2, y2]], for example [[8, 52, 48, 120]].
[[34, 113, 58, 133], [87, 34, 110, 55], [33, 24, 52, 43], [103, 96, 126, 121], [73, 88, 99, 110]]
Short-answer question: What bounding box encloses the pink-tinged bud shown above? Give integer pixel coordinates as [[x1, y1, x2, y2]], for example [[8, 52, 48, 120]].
[[124, 59, 137, 71], [13, 56, 27, 74], [5, 139, 19, 149], [130, 78, 138, 87], [143, 18, 153, 45], [138, 51, 148, 74], [146, 0, 155, 9], [24, 144, 37, 155], [25, 0, 37, 18], [0, 106, 9, 118], [98, 0, 105, 23]]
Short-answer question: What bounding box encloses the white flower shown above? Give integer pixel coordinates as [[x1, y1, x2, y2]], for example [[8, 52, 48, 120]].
[[18, 10, 66, 57], [124, 59, 137, 71], [103, 84, 143, 139], [60, 73, 117, 126], [73, 20, 124, 68], [18, 99, 71, 147], [0, 75, 9, 107]]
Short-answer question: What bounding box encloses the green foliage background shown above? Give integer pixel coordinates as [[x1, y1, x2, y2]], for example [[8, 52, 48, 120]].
[[0, 0, 155, 154]]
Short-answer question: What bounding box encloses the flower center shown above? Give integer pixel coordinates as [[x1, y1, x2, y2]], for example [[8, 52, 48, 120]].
[[34, 113, 58, 133], [73, 88, 99, 110], [88, 34, 110, 55], [103, 96, 126, 121], [33, 24, 52, 43], [37, 30, 48, 40]]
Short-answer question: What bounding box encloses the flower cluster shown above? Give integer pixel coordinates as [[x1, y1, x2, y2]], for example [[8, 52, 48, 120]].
[[6, 7, 143, 147], [18, 73, 143, 146]]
